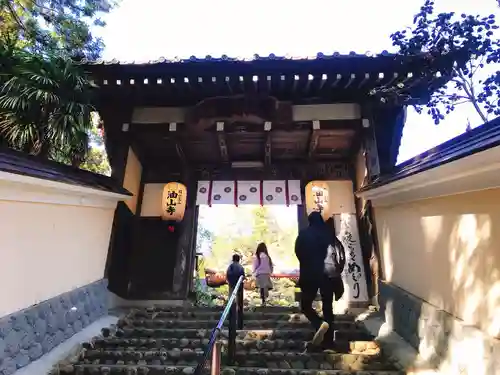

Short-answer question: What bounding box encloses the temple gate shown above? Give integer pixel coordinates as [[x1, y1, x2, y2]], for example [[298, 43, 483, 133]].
[[81, 53, 446, 305]]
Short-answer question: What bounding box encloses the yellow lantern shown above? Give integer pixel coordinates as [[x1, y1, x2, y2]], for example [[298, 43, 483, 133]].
[[162, 182, 187, 222], [305, 181, 330, 220]]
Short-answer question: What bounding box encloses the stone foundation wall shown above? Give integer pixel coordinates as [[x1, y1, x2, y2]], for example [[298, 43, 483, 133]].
[[378, 279, 500, 374], [0, 279, 108, 375]]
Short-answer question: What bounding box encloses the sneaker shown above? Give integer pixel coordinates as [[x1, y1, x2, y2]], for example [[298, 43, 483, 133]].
[[311, 321, 330, 346]]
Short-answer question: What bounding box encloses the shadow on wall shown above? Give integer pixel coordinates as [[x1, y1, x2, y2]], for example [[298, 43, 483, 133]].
[[377, 188, 500, 374]]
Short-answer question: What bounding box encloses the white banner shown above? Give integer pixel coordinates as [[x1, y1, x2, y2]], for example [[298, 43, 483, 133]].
[[334, 213, 369, 303], [196, 181, 211, 205], [196, 180, 303, 206], [237, 180, 261, 205], [288, 180, 302, 205], [262, 180, 286, 205], [211, 181, 235, 205]]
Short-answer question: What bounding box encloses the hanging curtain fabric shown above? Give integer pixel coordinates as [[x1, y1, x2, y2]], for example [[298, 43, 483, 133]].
[[287, 180, 302, 205], [209, 181, 235, 204], [196, 181, 211, 205], [236, 180, 261, 205], [262, 180, 287, 205], [196, 180, 302, 206]]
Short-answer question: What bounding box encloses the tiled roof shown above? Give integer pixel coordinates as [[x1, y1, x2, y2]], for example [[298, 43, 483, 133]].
[[75, 51, 396, 65], [0, 146, 131, 195]]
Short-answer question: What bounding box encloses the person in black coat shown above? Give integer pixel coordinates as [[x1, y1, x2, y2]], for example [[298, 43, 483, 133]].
[[226, 254, 245, 329], [295, 212, 345, 347]]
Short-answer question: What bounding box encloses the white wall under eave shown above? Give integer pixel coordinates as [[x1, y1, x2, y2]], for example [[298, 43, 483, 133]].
[[131, 103, 361, 124], [0, 173, 128, 318], [292, 104, 360, 121], [141, 183, 164, 217]]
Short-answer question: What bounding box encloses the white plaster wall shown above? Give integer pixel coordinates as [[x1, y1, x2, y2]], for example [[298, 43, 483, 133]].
[[326, 180, 356, 215], [141, 183, 163, 217], [0, 199, 115, 317], [292, 103, 360, 121], [131, 103, 361, 124]]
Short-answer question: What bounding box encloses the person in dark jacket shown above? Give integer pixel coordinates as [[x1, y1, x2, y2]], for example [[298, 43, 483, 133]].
[[226, 254, 245, 329], [295, 212, 344, 347]]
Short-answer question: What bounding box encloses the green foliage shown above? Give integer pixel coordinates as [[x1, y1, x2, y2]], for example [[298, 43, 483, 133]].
[[79, 146, 110, 175], [200, 206, 298, 273], [0, 0, 118, 59], [0, 45, 96, 162], [0, 0, 117, 169], [193, 279, 214, 307]]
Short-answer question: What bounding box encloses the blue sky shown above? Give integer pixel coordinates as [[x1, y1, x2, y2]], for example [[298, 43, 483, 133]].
[[94, 0, 499, 163]]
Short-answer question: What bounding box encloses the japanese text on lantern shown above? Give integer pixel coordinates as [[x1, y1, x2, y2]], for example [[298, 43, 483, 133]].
[[162, 182, 187, 222], [165, 189, 183, 215], [305, 181, 330, 220], [312, 185, 328, 214]]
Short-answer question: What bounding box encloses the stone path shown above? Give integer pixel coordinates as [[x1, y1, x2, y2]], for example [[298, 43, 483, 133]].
[[48, 306, 406, 374]]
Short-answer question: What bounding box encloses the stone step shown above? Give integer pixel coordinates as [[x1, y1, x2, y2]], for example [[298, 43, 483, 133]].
[[55, 364, 405, 375], [89, 338, 381, 355], [135, 306, 302, 312], [129, 310, 355, 321], [79, 349, 395, 371], [117, 319, 360, 330], [115, 328, 372, 341]]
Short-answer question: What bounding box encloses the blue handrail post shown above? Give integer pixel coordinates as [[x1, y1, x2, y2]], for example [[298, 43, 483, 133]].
[[194, 275, 244, 375], [227, 295, 237, 365]]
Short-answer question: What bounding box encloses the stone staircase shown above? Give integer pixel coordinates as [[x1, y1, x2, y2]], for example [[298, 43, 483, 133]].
[[53, 306, 404, 374]]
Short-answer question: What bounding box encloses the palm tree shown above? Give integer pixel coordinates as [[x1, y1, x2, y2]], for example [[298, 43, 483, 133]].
[[0, 43, 96, 165]]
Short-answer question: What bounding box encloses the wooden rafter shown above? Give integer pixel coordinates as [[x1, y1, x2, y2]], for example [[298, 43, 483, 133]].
[[169, 122, 188, 165], [308, 120, 321, 159], [264, 121, 272, 165], [216, 121, 229, 162]]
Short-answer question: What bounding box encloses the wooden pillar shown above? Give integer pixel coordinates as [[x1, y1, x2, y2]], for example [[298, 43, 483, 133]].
[[297, 181, 309, 231], [171, 170, 198, 298], [356, 105, 387, 304], [297, 205, 309, 231], [100, 106, 134, 297]]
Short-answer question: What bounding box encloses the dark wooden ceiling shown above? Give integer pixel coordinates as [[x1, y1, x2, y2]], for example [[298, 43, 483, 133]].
[[129, 119, 360, 168]]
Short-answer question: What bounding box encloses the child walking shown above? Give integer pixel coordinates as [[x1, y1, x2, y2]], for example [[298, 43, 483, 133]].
[[253, 243, 274, 306]]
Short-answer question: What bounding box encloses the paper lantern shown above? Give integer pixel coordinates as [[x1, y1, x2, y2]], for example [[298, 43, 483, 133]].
[[305, 181, 330, 220], [162, 182, 187, 222]]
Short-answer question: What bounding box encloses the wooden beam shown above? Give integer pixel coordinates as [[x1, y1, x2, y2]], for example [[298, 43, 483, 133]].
[[143, 159, 352, 183], [305, 74, 314, 94], [264, 121, 272, 165], [225, 76, 232, 94], [292, 74, 299, 92], [216, 121, 229, 162], [204, 119, 362, 133], [130, 119, 362, 137], [266, 75, 272, 92], [308, 120, 321, 159], [169, 122, 188, 165]]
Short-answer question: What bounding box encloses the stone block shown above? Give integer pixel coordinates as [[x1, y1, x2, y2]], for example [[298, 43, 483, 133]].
[[0, 279, 108, 373], [378, 279, 500, 374]]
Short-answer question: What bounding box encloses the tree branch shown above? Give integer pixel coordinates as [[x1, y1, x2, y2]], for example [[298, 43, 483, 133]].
[[456, 68, 488, 122], [5, 1, 27, 34]]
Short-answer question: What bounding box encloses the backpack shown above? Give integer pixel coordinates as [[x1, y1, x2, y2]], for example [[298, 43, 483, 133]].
[[324, 243, 345, 278]]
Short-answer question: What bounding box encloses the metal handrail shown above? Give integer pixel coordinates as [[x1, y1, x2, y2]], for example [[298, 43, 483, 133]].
[[194, 275, 244, 375]]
